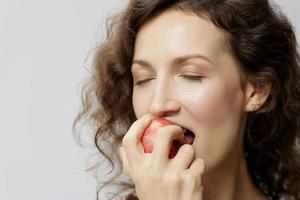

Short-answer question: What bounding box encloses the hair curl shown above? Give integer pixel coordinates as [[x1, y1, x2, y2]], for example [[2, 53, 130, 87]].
[[73, 0, 300, 199]]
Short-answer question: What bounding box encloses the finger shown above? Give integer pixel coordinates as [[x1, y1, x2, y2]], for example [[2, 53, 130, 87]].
[[119, 146, 131, 177], [170, 144, 195, 169], [180, 170, 204, 200], [122, 114, 153, 164], [187, 158, 205, 179], [152, 125, 185, 163]]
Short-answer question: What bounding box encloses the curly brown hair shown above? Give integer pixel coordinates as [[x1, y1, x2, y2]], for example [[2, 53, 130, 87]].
[[73, 0, 300, 199]]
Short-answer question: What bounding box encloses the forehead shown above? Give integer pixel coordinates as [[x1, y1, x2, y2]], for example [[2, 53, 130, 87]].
[[133, 10, 228, 64]]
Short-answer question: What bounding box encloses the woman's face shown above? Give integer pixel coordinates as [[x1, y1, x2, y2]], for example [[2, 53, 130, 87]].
[[131, 10, 248, 170]]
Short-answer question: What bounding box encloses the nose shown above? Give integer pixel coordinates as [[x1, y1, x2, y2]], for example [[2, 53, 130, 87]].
[[148, 79, 181, 117]]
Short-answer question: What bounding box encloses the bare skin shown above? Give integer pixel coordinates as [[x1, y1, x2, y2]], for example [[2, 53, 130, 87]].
[[120, 9, 270, 200]]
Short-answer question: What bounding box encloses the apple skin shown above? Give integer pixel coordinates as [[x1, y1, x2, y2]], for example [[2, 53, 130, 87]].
[[141, 118, 182, 158]]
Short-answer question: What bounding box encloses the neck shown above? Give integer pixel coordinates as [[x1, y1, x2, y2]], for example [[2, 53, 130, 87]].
[[202, 149, 266, 200]]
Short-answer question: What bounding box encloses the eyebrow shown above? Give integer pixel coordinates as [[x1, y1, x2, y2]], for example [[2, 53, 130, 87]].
[[131, 53, 213, 68]]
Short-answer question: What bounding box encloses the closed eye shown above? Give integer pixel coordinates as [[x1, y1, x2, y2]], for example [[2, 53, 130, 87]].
[[179, 75, 204, 81], [134, 78, 154, 86], [134, 75, 203, 86]]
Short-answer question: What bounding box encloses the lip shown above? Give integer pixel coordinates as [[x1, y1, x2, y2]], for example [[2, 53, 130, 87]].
[[161, 118, 195, 145]]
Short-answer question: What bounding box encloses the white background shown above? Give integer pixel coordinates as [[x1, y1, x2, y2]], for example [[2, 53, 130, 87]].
[[0, 1, 299, 200]]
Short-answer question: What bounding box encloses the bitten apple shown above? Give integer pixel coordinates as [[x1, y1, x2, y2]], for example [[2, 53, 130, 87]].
[[141, 118, 183, 158]]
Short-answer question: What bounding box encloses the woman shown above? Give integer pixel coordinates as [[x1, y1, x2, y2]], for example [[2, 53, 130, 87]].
[[73, 0, 300, 199]]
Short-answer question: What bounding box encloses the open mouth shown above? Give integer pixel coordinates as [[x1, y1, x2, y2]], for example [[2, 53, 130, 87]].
[[182, 128, 195, 145]]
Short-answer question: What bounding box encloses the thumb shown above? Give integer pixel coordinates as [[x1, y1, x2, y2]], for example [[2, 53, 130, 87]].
[[119, 146, 131, 177]]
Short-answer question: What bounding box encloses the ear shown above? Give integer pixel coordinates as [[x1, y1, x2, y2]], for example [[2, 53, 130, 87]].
[[244, 81, 271, 112]]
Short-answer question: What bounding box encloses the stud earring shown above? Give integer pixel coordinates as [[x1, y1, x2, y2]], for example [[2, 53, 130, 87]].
[[251, 101, 260, 110]]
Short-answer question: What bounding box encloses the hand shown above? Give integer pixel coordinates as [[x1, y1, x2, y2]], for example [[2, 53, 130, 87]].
[[119, 114, 205, 200]]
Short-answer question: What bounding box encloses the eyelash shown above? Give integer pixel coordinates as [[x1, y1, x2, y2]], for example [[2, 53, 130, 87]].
[[134, 75, 203, 86], [134, 78, 154, 86], [179, 75, 204, 81]]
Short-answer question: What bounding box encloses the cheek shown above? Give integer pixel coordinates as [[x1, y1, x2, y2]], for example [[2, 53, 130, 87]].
[[132, 89, 152, 118], [180, 77, 245, 130]]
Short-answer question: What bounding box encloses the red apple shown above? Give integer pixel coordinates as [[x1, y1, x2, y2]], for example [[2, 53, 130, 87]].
[[141, 118, 182, 158]]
